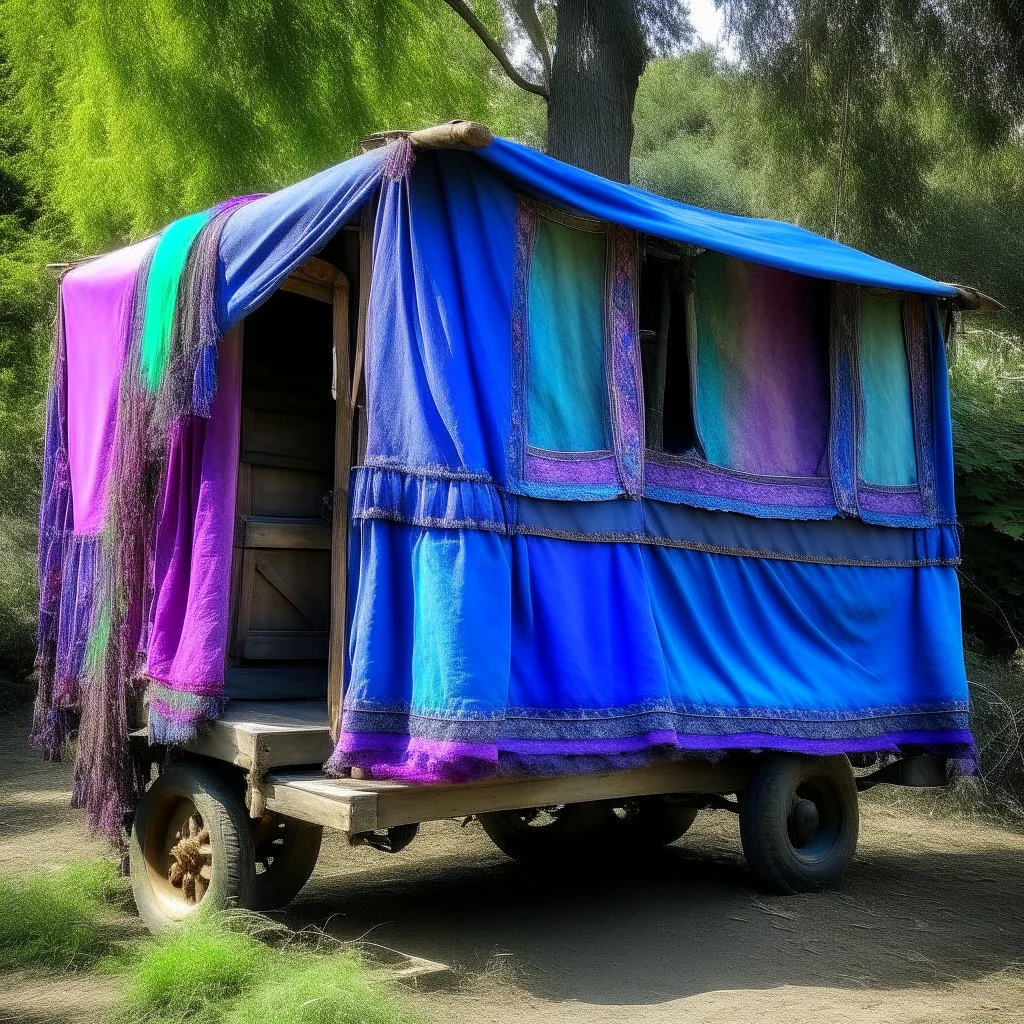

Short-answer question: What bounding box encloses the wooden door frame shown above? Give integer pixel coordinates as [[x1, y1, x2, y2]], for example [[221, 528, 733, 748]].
[[228, 255, 352, 741]]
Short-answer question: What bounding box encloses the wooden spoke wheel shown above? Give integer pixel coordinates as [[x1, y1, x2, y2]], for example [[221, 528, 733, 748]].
[[161, 801, 213, 907], [129, 762, 256, 933], [248, 812, 322, 911]]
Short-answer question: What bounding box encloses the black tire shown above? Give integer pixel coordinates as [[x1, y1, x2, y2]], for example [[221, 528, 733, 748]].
[[478, 801, 614, 864], [612, 797, 699, 850], [249, 813, 323, 911], [740, 754, 859, 894], [129, 761, 256, 932]]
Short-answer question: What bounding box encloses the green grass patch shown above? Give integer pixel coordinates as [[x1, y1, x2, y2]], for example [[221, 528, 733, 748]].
[[111, 920, 423, 1024], [0, 860, 125, 971]]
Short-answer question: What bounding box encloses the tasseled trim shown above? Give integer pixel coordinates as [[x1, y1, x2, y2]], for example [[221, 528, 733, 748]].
[[382, 136, 416, 181], [146, 682, 228, 745], [65, 196, 259, 839], [161, 196, 258, 422]]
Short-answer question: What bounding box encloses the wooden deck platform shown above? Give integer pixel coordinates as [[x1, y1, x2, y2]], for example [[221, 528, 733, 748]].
[[182, 699, 751, 833]]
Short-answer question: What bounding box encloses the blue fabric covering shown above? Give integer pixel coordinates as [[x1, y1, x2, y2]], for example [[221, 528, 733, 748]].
[[217, 147, 388, 329], [341, 515, 968, 747], [478, 138, 957, 297], [195, 135, 972, 775]]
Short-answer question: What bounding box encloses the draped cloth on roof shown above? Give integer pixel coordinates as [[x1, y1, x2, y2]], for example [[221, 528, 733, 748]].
[[32, 147, 391, 835]]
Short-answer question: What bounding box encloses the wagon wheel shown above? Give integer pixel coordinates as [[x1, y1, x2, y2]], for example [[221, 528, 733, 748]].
[[247, 812, 322, 911], [478, 801, 614, 864], [129, 762, 256, 932], [739, 753, 860, 894]]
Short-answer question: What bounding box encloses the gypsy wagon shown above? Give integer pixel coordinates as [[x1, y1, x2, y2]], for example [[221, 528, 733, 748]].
[[34, 121, 995, 931]]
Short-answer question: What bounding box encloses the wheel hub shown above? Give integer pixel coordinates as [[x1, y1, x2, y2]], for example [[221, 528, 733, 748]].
[[166, 815, 212, 905], [788, 797, 820, 846]]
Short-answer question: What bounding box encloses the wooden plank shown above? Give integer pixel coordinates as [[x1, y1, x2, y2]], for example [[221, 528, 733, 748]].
[[262, 775, 378, 833], [242, 629, 328, 660], [232, 549, 257, 659], [371, 760, 750, 828], [225, 665, 327, 700], [240, 449, 332, 473], [279, 255, 339, 305], [255, 554, 329, 630], [243, 518, 332, 550], [184, 701, 333, 776], [280, 275, 333, 305], [327, 273, 352, 744], [259, 758, 751, 834]]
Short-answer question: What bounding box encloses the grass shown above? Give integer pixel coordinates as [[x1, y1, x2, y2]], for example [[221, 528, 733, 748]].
[[963, 639, 1024, 822], [110, 918, 423, 1024], [0, 860, 426, 1023], [0, 860, 126, 972]]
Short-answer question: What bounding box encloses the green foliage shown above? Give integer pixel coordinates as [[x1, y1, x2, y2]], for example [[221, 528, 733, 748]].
[[4, 0, 507, 251], [0, 860, 123, 971], [0, 30, 59, 682], [950, 327, 1024, 645], [113, 920, 421, 1024]]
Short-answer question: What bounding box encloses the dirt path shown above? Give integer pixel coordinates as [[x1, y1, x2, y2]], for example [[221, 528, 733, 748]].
[[2, 704, 1023, 1023]]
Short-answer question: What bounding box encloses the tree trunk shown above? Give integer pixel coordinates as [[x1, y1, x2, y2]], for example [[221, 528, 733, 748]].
[[547, 0, 646, 183]]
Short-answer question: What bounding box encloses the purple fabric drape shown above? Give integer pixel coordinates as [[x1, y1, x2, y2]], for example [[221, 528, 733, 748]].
[[146, 326, 243, 738], [62, 239, 156, 534]]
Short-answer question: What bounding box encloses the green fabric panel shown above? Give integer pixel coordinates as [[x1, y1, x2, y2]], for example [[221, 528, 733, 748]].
[[858, 295, 918, 486], [527, 216, 609, 452], [139, 210, 213, 392]]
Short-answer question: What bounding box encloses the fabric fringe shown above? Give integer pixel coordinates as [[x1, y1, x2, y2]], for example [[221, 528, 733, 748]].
[[32, 302, 76, 761], [382, 136, 415, 182], [63, 197, 257, 839], [146, 683, 228, 746]]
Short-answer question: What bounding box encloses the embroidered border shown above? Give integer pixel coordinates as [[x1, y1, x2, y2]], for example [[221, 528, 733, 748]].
[[510, 196, 644, 499], [903, 295, 938, 520], [829, 283, 860, 515], [349, 464, 961, 567], [341, 699, 970, 744], [608, 224, 643, 497]]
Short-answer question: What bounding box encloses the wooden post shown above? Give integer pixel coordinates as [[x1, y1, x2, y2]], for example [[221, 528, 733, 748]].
[[327, 273, 352, 744]]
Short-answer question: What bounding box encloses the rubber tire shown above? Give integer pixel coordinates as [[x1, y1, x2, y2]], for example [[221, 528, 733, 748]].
[[249, 815, 323, 911], [478, 801, 614, 864], [129, 761, 256, 933], [740, 754, 859, 894], [613, 797, 699, 850]]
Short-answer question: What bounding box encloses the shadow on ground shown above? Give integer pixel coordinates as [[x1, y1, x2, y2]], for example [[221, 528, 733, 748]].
[[3, 704, 1023, 1019], [281, 805, 1024, 1008]]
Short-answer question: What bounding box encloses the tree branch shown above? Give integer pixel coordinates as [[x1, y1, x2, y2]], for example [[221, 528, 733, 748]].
[[441, 0, 549, 98], [510, 0, 552, 87]]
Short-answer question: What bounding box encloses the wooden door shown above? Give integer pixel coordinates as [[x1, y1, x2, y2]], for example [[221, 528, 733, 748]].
[[231, 263, 340, 662]]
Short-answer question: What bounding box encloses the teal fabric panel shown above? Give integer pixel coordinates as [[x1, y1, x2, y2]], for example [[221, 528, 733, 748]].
[[527, 216, 609, 452], [859, 296, 918, 486]]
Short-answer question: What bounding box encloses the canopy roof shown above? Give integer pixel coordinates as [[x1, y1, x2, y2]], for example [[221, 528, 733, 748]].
[[215, 123, 957, 332]]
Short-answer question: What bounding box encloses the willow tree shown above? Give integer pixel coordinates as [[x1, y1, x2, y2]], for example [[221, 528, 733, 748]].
[[718, 0, 1024, 246], [4, 0, 504, 250], [442, 0, 692, 181]]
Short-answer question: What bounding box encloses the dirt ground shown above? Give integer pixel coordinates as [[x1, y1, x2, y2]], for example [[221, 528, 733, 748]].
[[2, 704, 1023, 1024]]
